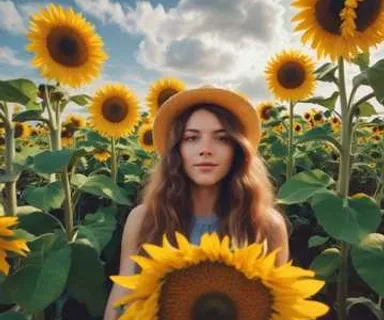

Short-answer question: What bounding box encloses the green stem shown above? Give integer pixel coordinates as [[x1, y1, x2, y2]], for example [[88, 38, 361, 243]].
[[336, 57, 351, 320], [286, 101, 295, 180], [61, 169, 74, 242], [111, 137, 117, 182], [4, 102, 17, 216], [348, 92, 375, 125], [378, 296, 382, 309], [374, 161, 384, 204]]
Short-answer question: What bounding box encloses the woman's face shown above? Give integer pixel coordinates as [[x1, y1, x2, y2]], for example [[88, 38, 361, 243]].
[[180, 108, 235, 187]]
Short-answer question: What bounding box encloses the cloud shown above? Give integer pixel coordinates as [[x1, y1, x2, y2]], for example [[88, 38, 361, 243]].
[[0, 0, 25, 34], [0, 46, 28, 67], [75, 0, 289, 84]]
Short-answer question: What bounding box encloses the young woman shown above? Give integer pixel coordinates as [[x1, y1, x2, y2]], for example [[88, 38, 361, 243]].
[[104, 87, 290, 320]]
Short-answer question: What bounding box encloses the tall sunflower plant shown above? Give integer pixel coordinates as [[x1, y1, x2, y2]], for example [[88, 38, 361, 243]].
[[272, 1, 384, 319]]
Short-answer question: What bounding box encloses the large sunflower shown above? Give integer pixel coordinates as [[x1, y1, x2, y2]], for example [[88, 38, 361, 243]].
[[111, 232, 329, 320], [138, 123, 155, 152], [265, 50, 316, 102], [146, 78, 185, 119], [26, 4, 107, 88], [0, 217, 30, 275], [292, 0, 384, 61], [89, 84, 140, 139]]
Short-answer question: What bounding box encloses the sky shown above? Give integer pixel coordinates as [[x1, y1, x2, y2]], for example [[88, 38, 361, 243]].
[[1, 0, 384, 117]]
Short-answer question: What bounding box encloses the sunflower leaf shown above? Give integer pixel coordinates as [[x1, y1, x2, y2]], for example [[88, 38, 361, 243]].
[[365, 59, 384, 105], [78, 175, 131, 205], [310, 248, 341, 280], [314, 63, 338, 83], [352, 52, 370, 72], [2, 233, 71, 313], [70, 94, 91, 106], [351, 233, 384, 297], [0, 311, 27, 320], [67, 240, 107, 316], [277, 169, 335, 204], [0, 79, 38, 106], [311, 191, 381, 244], [23, 182, 65, 212], [358, 102, 377, 117], [301, 92, 339, 110], [346, 297, 384, 319]]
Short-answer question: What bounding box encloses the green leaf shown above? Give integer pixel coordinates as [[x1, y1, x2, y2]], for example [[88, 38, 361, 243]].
[[0, 311, 27, 320], [71, 173, 88, 188], [271, 138, 288, 157], [18, 212, 60, 236], [352, 52, 370, 71], [310, 248, 341, 280], [358, 102, 377, 117], [70, 94, 91, 106], [79, 175, 131, 205], [311, 192, 381, 244], [67, 240, 107, 316], [0, 79, 37, 105], [277, 169, 335, 205], [77, 208, 116, 254], [353, 71, 370, 88], [366, 59, 384, 105], [119, 163, 143, 177], [351, 233, 384, 296], [24, 182, 65, 212], [346, 297, 384, 320], [301, 92, 339, 110], [4, 233, 71, 313], [308, 235, 329, 248], [32, 149, 86, 174], [12, 109, 46, 123], [314, 63, 338, 83]]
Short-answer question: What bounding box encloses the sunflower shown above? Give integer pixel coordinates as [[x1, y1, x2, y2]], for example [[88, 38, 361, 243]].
[[303, 110, 313, 122], [64, 113, 86, 129], [61, 125, 75, 148], [138, 123, 155, 152], [111, 232, 329, 320], [26, 4, 107, 88], [313, 111, 324, 124], [292, 0, 384, 61], [93, 150, 111, 162], [256, 101, 275, 122], [0, 217, 30, 275], [294, 122, 303, 134], [14, 123, 32, 139], [90, 83, 140, 139], [146, 78, 185, 119], [265, 50, 316, 102]]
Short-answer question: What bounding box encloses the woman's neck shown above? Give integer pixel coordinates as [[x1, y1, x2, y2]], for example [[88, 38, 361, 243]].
[[191, 184, 219, 217]]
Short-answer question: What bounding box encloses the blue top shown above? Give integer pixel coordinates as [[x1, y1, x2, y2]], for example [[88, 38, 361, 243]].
[[189, 214, 220, 245]]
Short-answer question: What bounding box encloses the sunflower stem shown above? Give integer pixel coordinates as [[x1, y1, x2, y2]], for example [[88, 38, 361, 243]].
[[3, 102, 17, 216], [61, 168, 74, 242], [286, 101, 295, 180], [336, 57, 352, 320], [378, 296, 382, 309], [111, 137, 117, 182]]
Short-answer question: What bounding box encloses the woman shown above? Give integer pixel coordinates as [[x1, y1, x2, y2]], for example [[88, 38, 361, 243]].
[[104, 87, 290, 320]]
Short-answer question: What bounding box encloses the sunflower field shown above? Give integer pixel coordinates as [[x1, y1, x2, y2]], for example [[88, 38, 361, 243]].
[[0, 2, 384, 320]]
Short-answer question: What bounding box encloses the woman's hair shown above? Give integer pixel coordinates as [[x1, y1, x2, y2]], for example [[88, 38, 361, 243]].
[[136, 103, 279, 250]]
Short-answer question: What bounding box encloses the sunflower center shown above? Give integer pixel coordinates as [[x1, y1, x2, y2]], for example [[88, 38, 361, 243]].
[[277, 62, 306, 89], [14, 124, 23, 139], [261, 106, 273, 120], [143, 130, 153, 146], [315, 0, 344, 34], [355, 0, 381, 31], [313, 113, 323, 121], [102, 97, 129, 123], [47, 27, 88, 67], [157, 88, 178, 107], [158, 262, 272, 320], [192, 292, 237, 320]]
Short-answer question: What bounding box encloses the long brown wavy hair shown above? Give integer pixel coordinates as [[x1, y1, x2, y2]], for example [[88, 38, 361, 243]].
[[136, 103, 281, 251]]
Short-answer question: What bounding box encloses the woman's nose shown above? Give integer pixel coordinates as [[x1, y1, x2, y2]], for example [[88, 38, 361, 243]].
[[199, 137, 213, 156]]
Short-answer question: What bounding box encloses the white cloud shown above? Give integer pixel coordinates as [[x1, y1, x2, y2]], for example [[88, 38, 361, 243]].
[[0, 0, 25, 34], [0, 46, 27, 67]]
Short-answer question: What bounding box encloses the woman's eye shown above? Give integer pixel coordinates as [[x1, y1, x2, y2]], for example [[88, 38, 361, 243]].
[[217, 136, 230, 142], [184, 136, 197, 142]]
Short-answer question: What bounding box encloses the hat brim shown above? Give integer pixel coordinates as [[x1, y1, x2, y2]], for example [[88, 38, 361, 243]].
[[153, 87, 261, 155]]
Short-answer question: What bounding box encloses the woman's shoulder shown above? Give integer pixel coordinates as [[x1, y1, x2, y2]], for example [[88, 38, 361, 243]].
[[123, 204, 148, 232]]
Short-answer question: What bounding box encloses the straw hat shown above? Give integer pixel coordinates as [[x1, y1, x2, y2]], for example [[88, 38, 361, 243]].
[[153, 87, 261, 155]]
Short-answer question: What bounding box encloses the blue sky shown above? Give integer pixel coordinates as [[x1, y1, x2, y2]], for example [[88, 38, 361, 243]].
[[1, 0, 384, 116]]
